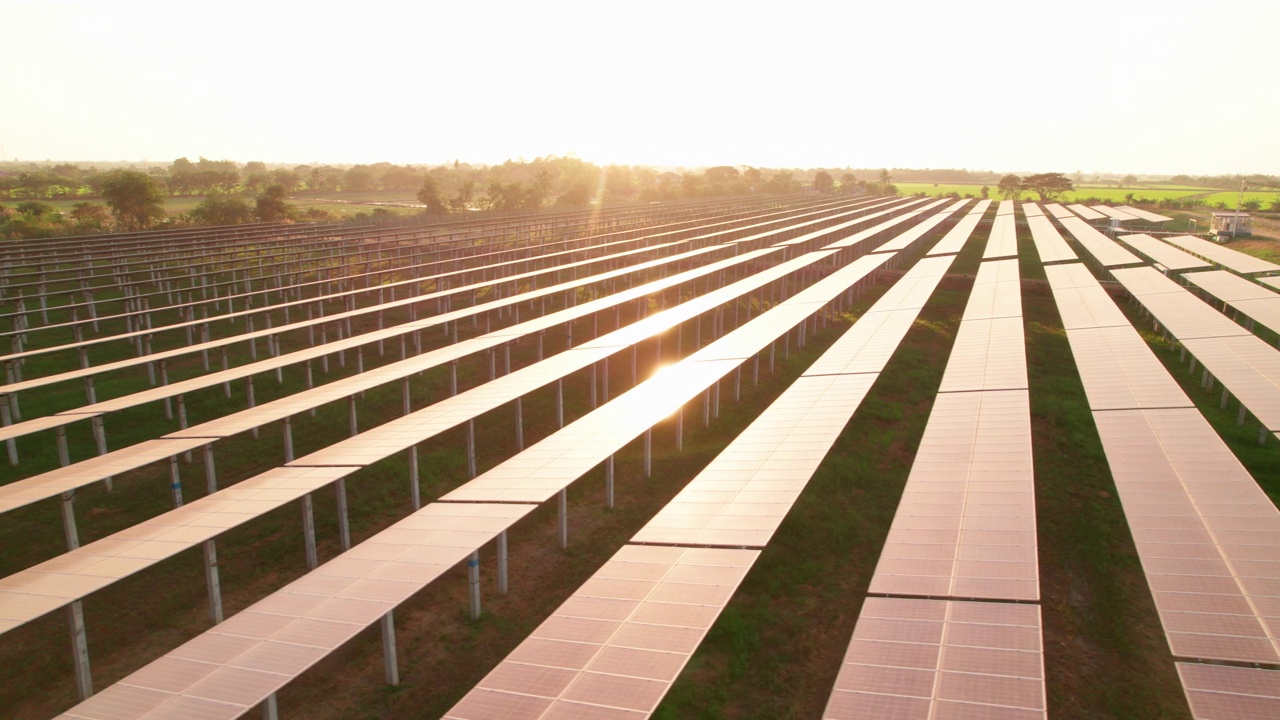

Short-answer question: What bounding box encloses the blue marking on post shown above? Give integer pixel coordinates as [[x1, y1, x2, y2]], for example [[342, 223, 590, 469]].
[[468, 559, 479, 568]]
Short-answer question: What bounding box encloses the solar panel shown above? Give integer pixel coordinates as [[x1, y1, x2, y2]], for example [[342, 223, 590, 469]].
[[1116, 206, 1173, 224], [1112, 269, 1249, 341], [1044, 265, 1130, 330], [1182, 270, 1279, 303], [772, 198, 929, 247], [1115, 234, 1211, 271], [1058, 217, 1143, 267], [870, 389, 1038, 602], [1177, 663, 1280, 720], [1179, 335, 1280, 432], [1042, 262, 1100, 290], [1163, 235, 1280, 275], [1043, 203, 1074, 220], [0, 244, 789, 501], [0, 466, 359, 633], [1024, 214, 1077, 264], [1109, 265, 1190, 298], [820, 199, 949, 250], [1093, 408, 1280, 664], [871, 199, 969, 253], [5, 237, 774, 449], [805, 247, 964, 378], [1064, 327, 1193, 410], [824, 597, 1045, 720], [803, 310, 920, 377], [0, 411, 102, 445], [0, 438, 211, 515], [926, 200, 991, 256], [1021, 203, 1044, 218], [288, 250, 876, 469], [443, 546, 759, 720], [937, 318, 1028, 393], [1066, 204, 1107, 221], [983, 213, 1019, 260], [1093, 206, 1141, 222], [963, 259, 1023, 322], [633, 373, 879, 548], [57, 503, 535, 720], [867, 257, 957, 312]]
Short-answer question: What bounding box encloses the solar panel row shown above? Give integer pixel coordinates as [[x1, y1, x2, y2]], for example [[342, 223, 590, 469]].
[[1043, 203, 1073, 221], [445, 201, 985, 720], [48, 198, 956, 719], [0, 241, 864, 638], [1183, 269, 1280, 338], [1116, 234, 1211, 272], [1111, 266, 1280, 434], [1163, 235, 1280, 275], [1, 199, 901, 458], [1023, 207, 1077, 264], [3, 197, 898, 397], [927, 200, 992, 257], [1057, 216, 1143, 268], [1115, 206, 1173, 224], [826, 208, 1045, 720], [2, 195, 787, 305], [1041, 257, 1280, 717], [1066, 204, 1106, 221]]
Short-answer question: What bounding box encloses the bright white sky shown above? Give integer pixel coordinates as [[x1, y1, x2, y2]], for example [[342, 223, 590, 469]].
[[2, 0, 1276, 175]]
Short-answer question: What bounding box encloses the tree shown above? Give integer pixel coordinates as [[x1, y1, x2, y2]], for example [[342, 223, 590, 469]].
[[482, 181, 524, 212], [271, 169, 301, 191], [449, 181, 476, 213], [813, 170, 834, 193], [255, 184, 292, 222], [191, 192, 253, 225], [981, 186, 990, 199], [704, 166, 740, 184], [997, 174, 1024, 201], [1122, 174, 1138, 185], [878, 168, 892, 185], [417, 175, 448, 215], [380, 165, 421, 191], [1023, 172, 1074, 202], [764, 171, 795, 194], [556, 178, 594, 207], [680, 173, 703, 198], [70, 202, 111, 232], [342, 166, 375, 192], [101, 170, 165, 230], [16, 201, 52, 217]]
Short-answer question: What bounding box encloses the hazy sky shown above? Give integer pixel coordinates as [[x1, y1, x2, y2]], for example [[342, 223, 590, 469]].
[[3, 0, 1276, 175]]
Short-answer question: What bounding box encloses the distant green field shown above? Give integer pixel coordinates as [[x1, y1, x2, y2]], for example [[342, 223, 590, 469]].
[[1062, 187, 1203, 203], [895, 182, 1204, 203], [1199, 191, 1280, 208], [19, 196, 206, 215], [893, 183, 993, 198], [297, 190, 421, 204]]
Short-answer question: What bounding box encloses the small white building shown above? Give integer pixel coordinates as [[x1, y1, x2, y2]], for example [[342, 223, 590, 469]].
[[1211, 212, 1252, 238]]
